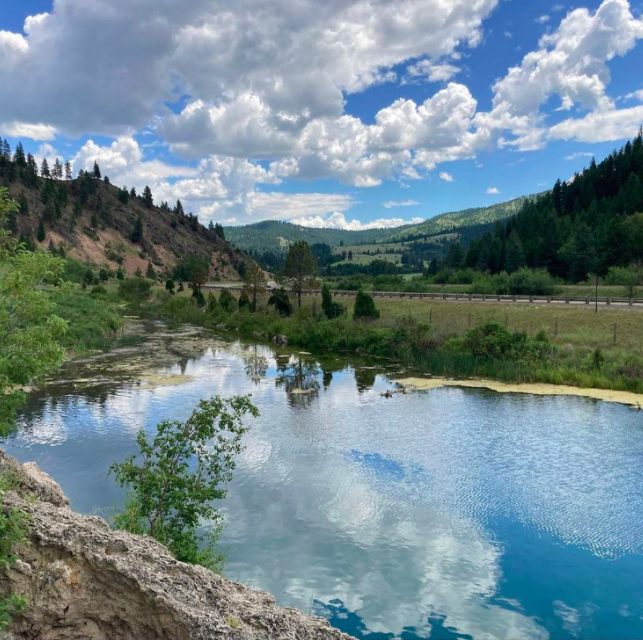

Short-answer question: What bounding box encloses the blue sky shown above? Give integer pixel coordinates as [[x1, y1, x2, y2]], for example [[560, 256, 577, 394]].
[[2, 0, 643, 228]]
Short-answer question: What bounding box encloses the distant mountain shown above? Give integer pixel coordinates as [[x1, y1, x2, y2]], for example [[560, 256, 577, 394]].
[[226, 196, 540, 255], [386, 195, 540, 243], [225, 220, 414, 254]]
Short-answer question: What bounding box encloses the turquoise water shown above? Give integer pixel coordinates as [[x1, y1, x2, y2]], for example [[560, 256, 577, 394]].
[[4, 328, 643, 639]]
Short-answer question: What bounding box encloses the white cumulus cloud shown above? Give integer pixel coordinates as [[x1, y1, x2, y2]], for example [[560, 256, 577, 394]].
[[296, 213, 424, 231], [383, 200, 419, 209]]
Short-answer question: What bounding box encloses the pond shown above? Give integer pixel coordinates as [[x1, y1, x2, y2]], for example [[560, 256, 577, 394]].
[[4, 323, 643, 640]]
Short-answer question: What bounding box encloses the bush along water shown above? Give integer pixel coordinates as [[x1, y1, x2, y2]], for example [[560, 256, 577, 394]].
[[135, 288, 643, 394]]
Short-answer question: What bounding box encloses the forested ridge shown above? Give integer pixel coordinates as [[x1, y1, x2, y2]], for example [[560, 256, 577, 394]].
[[0, 139, 247, 279], [386, 195, 537, 243], [458, 132, 643, 281]]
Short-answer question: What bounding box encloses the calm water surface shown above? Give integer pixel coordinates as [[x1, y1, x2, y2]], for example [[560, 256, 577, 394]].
[[4, 325, 643, 640]]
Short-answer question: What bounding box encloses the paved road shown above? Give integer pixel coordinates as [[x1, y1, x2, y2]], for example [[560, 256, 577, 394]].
[[202, 284, 643, 311]]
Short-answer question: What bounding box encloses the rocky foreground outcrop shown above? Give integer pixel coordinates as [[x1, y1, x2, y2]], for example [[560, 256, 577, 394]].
[[0, 452, 351, 640]]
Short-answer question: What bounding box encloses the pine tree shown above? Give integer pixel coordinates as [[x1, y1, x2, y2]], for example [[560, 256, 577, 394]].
[[130, 187, 137, 198], [353, 290, 380, 321], [142, 186, 154, 208], [40, 158, 51, 178], [41, 179, 55, 204], [131, 216, 143, 243], [174, 199, 184, 216], [284, 241, 318, 308], [146, 262, 156, 280], [37, 218, 46, 242], [25, 154, 38, 184], [93, 161, 101, 179], [64, 161, 72, 180], [13, 142, 26, 167], [243, 263, 266, 311], [321, 283, 342, 319], [53, 158, 63, 180], [118, 187, 129, 204], [505, 230, 526, 274], [17, 193, 28, 215]]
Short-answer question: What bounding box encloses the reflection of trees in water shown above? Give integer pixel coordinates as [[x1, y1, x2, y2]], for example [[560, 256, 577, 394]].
[[353, 367, 378, 393], [276, 355, 322, 408], [242, 345, 269, 385]]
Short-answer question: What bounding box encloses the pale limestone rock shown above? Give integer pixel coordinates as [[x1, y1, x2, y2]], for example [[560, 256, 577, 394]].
[[0, 452, 351, 640]]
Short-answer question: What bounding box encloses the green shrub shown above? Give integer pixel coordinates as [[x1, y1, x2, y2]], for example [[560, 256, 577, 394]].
[[353, 290, 380, 321], [0, 481, 29, 629], [118, 277, 152, 303], [321, 284, 343, 319], [268, 289, 293, 316], [238, 290, 252, 311], [448, 321, 553, 363], [469, 269, 558, 296], [90, 284, 108, 296], [218, 289, 236, 312], [110, 397, 258, 570], [192, 286, 206, 307]]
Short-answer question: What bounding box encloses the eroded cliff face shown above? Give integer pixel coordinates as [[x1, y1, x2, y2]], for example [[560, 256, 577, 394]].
[[0, 452, 351, 640]]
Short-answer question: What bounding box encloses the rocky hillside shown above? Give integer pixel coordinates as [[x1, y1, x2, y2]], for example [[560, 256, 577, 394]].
[[0, 451, 351, 640], [0, 156, 249, 280]]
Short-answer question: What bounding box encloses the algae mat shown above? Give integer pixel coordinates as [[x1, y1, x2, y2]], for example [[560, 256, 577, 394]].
[[396, 377, 643, 408]]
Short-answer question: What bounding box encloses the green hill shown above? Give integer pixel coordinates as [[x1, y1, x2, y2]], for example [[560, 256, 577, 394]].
[[386, 195, 539, 242], [227, 195, 540, 255], [225, 220, 413, 254]]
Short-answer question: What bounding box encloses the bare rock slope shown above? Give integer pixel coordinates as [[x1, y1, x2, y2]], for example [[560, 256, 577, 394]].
[[0, 452, 351, 640]]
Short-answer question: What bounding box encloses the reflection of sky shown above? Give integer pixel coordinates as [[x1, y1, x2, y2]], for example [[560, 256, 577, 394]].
[[5, 332, 643, 639]]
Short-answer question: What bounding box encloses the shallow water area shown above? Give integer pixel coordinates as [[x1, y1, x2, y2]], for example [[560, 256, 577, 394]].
[[4, 323, 643, 640]]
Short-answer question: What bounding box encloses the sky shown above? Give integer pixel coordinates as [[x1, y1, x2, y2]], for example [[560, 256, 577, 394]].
[[1, 0, 643, 230]]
